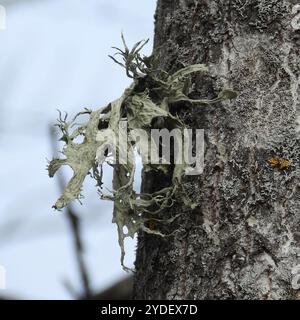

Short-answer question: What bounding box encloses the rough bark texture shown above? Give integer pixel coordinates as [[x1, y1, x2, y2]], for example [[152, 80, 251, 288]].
[[133, 0, 300, 299]]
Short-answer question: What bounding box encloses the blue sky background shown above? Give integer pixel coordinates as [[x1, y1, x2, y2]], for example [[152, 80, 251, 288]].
[[0, 0, 156, 299]]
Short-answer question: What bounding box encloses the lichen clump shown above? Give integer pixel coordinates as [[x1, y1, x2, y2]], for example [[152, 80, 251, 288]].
[[48, 36, 237, 271]]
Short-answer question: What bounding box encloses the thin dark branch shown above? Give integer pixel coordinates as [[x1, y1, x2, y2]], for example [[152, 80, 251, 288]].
[[49, 125, 92, 299]]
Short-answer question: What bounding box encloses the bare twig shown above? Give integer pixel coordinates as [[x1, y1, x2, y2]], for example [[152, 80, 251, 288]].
[[49, 125, 92, 299]]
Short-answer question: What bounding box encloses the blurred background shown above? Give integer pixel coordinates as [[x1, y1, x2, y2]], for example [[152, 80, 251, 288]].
[[0, 0, 156, 299]]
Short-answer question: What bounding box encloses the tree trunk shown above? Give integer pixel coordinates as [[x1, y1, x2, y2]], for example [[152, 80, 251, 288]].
[[133, 0, 300, 300]]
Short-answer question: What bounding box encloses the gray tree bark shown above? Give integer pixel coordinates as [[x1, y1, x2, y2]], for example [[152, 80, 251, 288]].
[[133, 0, 300, 300]]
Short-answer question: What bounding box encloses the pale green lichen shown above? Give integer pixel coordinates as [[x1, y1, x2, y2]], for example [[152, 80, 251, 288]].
[[48, 36, 237, 271]]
